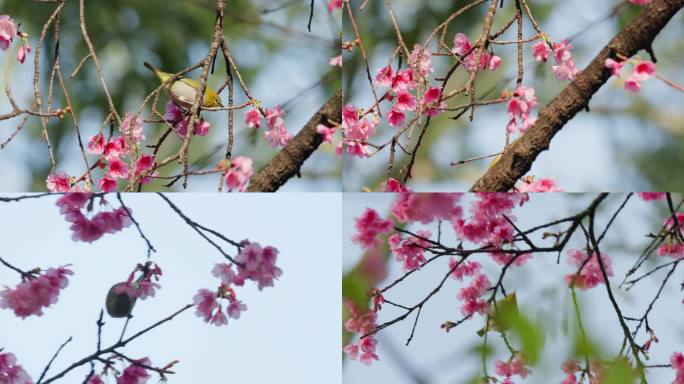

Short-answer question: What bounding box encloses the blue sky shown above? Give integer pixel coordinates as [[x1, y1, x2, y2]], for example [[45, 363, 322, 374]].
[[0, 193, 341, 382]]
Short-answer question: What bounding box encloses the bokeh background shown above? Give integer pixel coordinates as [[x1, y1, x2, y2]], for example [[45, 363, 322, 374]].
[[342, 0, 684, 192], [0, 0, 341, 191], [0, 193, 341, 382], [343, 193, 684, 383]]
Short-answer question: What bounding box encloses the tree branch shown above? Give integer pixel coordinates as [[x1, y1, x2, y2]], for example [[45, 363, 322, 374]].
[[246, 90, 342, 192], [471, 0, 684, 191]]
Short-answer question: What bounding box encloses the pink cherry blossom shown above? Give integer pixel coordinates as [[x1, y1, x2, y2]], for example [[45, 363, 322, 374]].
[[389, 230, 431, 271], [316, 124, 335, 144], [0, 352, 33, 384], [328, 54, 342, 67], [107, 158, 130, 179], [87, 133, 106, 155], [374, 65, 394, 87], [343, 301, 380, 365], [223, 156, 253, 192], [552, 60, 580, 81], [392, 69, 414, 91], [452, 193, 526, 246], [226, 298, 247, 319], [87, 375, 105, 384], [391, 193, 462, 224], [564, 249, 613, 290], [134, 154, 154, 176], [490, 252, 533, 267], [234, 242, 283, 291], [452, 33, 473, 56], [408, 44, 433, 77], [495, 354, 530, 379], [164, 100, 183, 123], [449, 259, 481, 281], [46, 171, 71, 192], [120, 112, 145, 144], [103, 137, 126, 160], [327, 0, 342, 11], [193, 288, 219, 323], [99, 176, 117, 192], [245, 109, 262, 129], [0, 266, 73, 318], [634, 60, 656, 81], [605, 58, 625, 77], [489, 55, 502, 71], [264, 106, 292, 147], [506, 85, 538, 134], [395, 90, 417, 111], [115, 357, 151, 384], [379, 178, 410, 192], [637, 192, 666, 201], [516, 178, 563, 192], [56, 195, 132, 243], [387, 107, 405, 127], [0, 15, 17, 51], [532, 41, 549, 62], [352, 208, 393, 249]]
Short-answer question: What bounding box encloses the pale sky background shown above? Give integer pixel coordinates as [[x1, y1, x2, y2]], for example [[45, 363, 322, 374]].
[[0, 193, 341, 383], [0, 0, 341, 191], [343, 193, 684, 383]]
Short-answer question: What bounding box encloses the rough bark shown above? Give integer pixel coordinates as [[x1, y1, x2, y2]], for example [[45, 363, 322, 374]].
[[247, 90, 342, 192], [471, 0, 684, 192]]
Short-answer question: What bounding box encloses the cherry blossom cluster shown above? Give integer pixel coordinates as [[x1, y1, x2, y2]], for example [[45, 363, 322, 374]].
[[494, 354, 531, 383], [339, 104, 379, 158], [343, 300, 379, 366], [560, 359, 604, 384], [515, 177, 563, 192], [114, 262, 163, 300], [605, 57, 656, 93], [452, 33, 502, 72], [374, 44, 447, 128], [217, 156, 254, 192], [0, 14, 31, 64], [243, 106, 292, 148], [672, 352, 684, 384], [0, 352, 32, 384], [46, 112, 156, 192], [505, 85, 538, 135], [0, 265, 73, 318], [164, 101, 211, 137], [532, 38, 580, 81], [55, 193, 132, 243], [86, 357, 152, 384], [564, 249, 614, 290], [194, 241, 281, 327], [657, 212, 684, 259], [455, 265, 491, 317]]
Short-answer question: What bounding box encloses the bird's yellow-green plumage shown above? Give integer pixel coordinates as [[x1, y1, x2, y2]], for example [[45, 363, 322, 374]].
[[143, 61, 223, 110], [477, 292, 519, 336]]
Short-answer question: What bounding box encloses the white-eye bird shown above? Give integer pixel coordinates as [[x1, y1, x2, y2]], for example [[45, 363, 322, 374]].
[[144, 61, 223, 110]]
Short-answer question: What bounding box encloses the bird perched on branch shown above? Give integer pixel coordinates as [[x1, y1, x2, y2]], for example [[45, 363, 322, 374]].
[[144, 61, 223, 110], [105, 282, 137, 318], [477, 292, 519, 336]]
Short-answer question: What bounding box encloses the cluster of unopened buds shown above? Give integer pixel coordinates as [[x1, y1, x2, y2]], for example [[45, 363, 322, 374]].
[[194, 241, 282, 327]]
